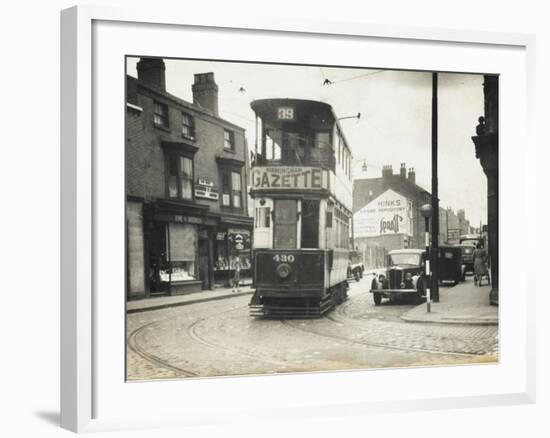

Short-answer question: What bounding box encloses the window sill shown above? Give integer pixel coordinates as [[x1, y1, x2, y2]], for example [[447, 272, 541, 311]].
[[154, 123, 171, 133]]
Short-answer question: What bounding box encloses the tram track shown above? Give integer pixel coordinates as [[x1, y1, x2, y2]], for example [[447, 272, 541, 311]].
[[280, 289, 485, 357], [281, 318, 477, 358], [186, 305, 307, 370], [127, 321, 200, 378]]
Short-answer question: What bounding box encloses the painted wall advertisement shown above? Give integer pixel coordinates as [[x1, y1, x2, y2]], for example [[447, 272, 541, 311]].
[[354, 189, 413, 238]]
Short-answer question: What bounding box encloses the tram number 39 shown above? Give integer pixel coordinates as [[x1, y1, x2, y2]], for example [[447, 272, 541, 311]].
[[277, 107, 295, 120], [273, 254, 295, 263]]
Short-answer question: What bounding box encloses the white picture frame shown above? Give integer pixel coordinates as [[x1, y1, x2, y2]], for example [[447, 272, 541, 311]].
[[61, 5, 536, 433]]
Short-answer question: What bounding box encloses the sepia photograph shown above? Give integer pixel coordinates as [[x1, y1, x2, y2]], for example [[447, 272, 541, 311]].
[[125, 56, 499, 381]]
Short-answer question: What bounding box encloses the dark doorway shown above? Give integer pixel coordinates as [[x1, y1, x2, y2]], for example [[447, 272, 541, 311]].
[[198, 237, 210, 290]]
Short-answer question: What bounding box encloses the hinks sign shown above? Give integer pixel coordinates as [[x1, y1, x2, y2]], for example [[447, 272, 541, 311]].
[[251, 167, 329, 191], [354, 189, 413, 238]]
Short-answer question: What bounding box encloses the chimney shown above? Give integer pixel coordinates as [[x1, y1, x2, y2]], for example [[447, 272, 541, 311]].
[[192, 72, 219, 116], [400, 162, 406, 178], [382, 165, 393, 179], [407, 167, 416, 184], [136, 57, 166, 91]]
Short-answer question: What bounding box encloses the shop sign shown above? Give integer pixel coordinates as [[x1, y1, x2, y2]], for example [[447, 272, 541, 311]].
[[228, 228, 251, 252], [251, 167, 328, 191], [354, 189, 413, 238], [195, 177, 219, 200], [155, 213, 217, 226]]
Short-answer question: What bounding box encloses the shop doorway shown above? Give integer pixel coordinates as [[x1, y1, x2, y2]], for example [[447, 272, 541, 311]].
[[198, 237, 211, 290]]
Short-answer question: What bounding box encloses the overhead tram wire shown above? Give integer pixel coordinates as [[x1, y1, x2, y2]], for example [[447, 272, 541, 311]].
[[321, 69, 385, 86]]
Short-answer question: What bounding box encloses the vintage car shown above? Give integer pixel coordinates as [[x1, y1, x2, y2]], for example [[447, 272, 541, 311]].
[[457, 243, 475, 274], [370, 249, 427, 305], [438, 245, 465, 285], [347, 250, 365, 282]]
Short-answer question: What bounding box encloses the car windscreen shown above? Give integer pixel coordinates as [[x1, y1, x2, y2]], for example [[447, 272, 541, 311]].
[[389, 253, 421, 266]]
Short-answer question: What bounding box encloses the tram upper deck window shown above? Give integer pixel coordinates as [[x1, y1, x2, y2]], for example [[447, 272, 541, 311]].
[[265, 129, 282, 162]]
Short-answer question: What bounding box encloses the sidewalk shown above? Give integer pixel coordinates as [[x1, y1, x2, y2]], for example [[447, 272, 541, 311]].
[[401, 277, 498, 325], [126, 285, 254, 313]]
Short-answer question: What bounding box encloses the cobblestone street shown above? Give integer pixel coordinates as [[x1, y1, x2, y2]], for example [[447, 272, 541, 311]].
[[127, 277, 498, 381]]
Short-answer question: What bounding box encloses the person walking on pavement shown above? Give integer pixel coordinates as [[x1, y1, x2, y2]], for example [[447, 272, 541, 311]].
[[473, 242, 489, 286], [232, 256, 241, 293]]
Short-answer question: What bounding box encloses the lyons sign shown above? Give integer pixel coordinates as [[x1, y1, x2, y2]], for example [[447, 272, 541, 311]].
[[353, 189, 413, 238]]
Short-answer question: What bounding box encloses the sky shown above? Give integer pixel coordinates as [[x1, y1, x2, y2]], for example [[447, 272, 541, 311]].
[[127, 58, 488, 226]]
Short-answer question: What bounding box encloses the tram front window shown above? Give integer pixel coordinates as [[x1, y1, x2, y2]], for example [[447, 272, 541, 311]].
[[301, 200, 319, 248], [273, 200, 297, 249]]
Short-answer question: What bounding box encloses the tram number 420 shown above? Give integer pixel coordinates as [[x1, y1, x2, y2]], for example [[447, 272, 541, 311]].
[[273, 254, 295, 263]]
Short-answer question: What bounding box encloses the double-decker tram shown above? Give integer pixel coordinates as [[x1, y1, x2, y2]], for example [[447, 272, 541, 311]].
[[248, 99, 354, 318]]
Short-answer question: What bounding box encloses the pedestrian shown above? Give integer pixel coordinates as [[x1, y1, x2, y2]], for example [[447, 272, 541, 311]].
[[473, 242, 489, 286], [232, 257, 241, 293]]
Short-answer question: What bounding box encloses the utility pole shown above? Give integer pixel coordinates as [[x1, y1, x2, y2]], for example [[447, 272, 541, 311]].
[[431, 72, 440, 302]]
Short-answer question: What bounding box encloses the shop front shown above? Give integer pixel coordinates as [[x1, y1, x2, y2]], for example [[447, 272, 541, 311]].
[[144, 201, 217, 296], [214, 217, 253, 287]]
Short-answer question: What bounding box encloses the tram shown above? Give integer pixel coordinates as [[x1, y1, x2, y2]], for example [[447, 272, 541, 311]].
[[248, 99, 354, 318]]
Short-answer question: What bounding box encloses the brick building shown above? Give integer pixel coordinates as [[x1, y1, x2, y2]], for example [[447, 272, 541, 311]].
[[353, 163, 432, 268], [126, 57, 253, 300]]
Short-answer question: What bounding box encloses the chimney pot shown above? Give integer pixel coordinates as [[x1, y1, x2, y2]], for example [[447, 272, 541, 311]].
[[407, 167, 416, 184], [382, 164, 393, 178], [136, 57, 166, 91], [192, 72, 219, 116]]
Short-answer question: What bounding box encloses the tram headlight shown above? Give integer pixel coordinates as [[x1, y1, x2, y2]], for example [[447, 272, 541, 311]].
[[276, 263, 292, 279]]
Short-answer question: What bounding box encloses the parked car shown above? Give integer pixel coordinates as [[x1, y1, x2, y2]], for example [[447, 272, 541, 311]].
[[438, 245, 465, 285], [370, 249, 427, 305], [457, 243, 476, 274], [347, 249, 365, 282]]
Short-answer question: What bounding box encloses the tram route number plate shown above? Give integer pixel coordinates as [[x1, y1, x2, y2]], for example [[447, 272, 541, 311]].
[[277, 106, 295, 121], [273, 254, 295, 263]]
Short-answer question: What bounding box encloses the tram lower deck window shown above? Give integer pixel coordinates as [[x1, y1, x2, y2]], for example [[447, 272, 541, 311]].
[[301, 200, 319, 248]]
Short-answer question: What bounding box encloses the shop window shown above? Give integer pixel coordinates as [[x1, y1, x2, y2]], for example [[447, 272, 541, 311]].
[[164, 223, 197, 281], [167, 153, 193, 200], [153, 101, 168, 127], [181, 112, 195, 140], [224, 129, 235, 151]]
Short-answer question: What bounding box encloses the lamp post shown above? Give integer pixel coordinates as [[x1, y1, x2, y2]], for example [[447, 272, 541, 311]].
[[420, 204, 433, 312], [430, 72, 440, 303]]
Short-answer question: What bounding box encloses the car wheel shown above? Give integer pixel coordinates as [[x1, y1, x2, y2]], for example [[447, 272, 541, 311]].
[[373, 293, 382, 306]]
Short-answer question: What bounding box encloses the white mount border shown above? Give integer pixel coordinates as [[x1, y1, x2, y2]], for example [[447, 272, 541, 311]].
[[60, 5, 536, 433]]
